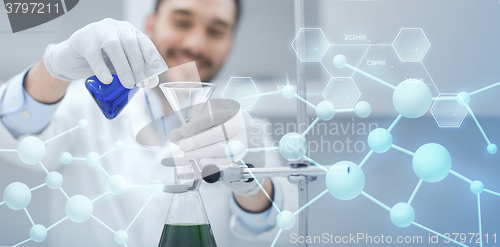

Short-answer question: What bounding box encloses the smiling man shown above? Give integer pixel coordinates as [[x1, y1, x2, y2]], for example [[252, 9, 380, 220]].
[[147, 0, 238, 82], [0, 0, 295, 246]]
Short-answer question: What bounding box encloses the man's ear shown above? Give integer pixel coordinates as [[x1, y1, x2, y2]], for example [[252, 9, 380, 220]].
[[145, 13, 156, 38]]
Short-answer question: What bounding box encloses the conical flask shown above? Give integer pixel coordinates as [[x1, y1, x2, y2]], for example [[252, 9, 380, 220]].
[[158, 158, 217, 247], [158, 190, 217, 247], [85, 56, 168, 120], [85, 74, 140, 119]]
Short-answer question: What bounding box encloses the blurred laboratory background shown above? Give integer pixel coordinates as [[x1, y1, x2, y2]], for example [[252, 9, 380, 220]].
[[1, 0, 499, 246]]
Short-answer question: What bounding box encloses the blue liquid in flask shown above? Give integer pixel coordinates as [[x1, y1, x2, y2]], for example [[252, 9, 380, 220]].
[[85, 74, 139, 119]]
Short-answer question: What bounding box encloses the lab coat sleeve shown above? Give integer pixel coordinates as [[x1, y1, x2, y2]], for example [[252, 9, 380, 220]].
[[0, 68, 89, 173], [228, 177, 283, 235], [0, 68, 62, 139], [227, 116, 299, 241]]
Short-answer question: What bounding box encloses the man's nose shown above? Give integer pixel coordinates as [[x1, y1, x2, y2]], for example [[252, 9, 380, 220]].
[[181, 25, 208, 56]]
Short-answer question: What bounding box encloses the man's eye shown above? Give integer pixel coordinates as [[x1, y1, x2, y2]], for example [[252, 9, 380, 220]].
[[207, 28, 224, 38], [174, 20, 192, 29]]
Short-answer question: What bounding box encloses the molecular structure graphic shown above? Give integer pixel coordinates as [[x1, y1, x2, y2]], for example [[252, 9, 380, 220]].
[[221, 28, 500, 247], [0, 119, 164, 246], [1, 27, 499, 247]]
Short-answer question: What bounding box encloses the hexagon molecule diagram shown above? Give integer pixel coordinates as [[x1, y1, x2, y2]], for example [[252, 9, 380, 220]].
[[291, 28, 330, 62], [222, 77, 260, 111], [393, 28, 431, 62], [430, 93, 469, 128], [322, 77, 361, 110]]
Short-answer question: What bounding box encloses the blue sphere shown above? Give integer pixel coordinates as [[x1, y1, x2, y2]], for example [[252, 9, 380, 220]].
[[326, 161, 365, 200], [368, 128, 393, 153], [487, 144, 497, 154], [115, 230, 129, 244], [412, 143, 452, 183], [46, 172, 63, 189], [3, 182, 31, 210], [60, 152, 72, 165], [316, 101, 336, 121], [225, 140, 248, 162], [78, 119, 88, 129], [86, 152, 100, 166], [457, 92, 470, 106], [279, 133, 307, 160], [281, 85, 296, 99], [115, 141, 125, 151], [65, 195, 93, 223], [355, 101, 371, 118], [333, 54, 347, 68], [17, 136, 46, 165], [470, 181, 484, 194], [30, 224, 47, 242], [107, 175, 127, 195], [393, 79, 432, 118], [390, 203, 415, 228], [276, 211, 295, 230]]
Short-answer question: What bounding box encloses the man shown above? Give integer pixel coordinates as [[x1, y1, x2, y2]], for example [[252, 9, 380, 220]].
[[0, 0, 297, 246]]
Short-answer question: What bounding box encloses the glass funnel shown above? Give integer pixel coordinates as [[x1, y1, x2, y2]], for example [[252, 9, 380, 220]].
[[159, 82, 217, 125]]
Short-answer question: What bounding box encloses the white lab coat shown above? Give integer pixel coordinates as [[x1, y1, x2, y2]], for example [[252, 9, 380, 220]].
[[0, 78, 299, 247]]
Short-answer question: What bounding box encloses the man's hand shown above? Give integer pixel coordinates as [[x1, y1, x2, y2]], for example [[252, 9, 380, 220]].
[[25, 18, 167, 104], [169, 99, 273, 212], [44, 18, 165, 88]]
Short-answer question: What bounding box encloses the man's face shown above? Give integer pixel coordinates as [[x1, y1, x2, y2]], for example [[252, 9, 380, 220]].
[[146, 0, 236, 82]]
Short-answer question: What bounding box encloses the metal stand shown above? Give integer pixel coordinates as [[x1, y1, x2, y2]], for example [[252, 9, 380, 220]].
[[288, 166, 316, 247], [294, 0, 310, 246]]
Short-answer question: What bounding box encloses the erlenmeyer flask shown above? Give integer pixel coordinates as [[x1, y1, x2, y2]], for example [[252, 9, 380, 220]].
[[85, 57, 168, 120], [85, 74, 140, 119], [159, 158, 217, 247], [158, 190, 217, 247]]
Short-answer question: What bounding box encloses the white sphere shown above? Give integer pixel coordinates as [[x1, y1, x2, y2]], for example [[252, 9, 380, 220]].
[[107, 175, 127, 195], [354, 101, 372, 118], [281, 85, 296, 99], [17, 136, 46, 165], [78, 119, 88, 129], [149, 180, 164, 194], [224, 140, 247, 162], [315, 101, 336, 121], [30, 224, 47, 242], [86, 152, 100, 166], [390, 203, 415, 228], [60, 152, 73, 164], [46, 172, 63, 189], [326, 161, 365, 200], [276, 211, 295, 230], [147, 75, 160, 88], [3, 182, 31, 210], [115, 141, 125, 151], [115, 230, 129, 244], [65, 195, 93, 223]]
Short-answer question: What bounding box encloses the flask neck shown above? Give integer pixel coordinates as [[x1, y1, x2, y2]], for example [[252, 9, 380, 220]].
[[165, 190, 210, 225]]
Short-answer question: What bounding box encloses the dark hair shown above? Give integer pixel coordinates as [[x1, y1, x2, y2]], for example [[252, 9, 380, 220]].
[[154, 0, 241, 28]]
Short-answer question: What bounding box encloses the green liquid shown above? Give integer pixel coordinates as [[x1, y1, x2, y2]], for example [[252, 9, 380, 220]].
[[158, 224, 217, 247]]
